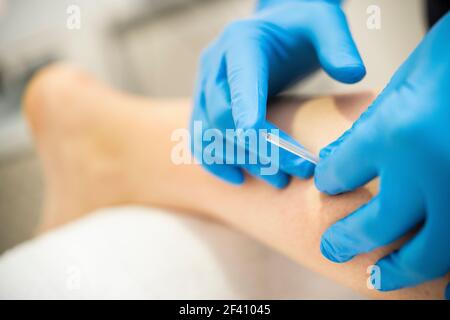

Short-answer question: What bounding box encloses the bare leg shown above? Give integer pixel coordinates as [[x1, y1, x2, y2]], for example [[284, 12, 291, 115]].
[[24, 64, 449, 299]]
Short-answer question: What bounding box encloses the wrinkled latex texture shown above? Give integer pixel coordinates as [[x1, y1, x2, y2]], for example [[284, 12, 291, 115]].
[[190, 0, 365, 187], [315, 13, 450, 294]]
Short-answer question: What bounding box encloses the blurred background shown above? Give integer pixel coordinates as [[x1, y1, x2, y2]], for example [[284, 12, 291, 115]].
[[0, 0, 426, 298]]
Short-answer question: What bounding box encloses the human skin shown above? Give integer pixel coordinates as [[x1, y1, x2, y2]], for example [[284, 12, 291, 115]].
[[23, 64, 449, 299]]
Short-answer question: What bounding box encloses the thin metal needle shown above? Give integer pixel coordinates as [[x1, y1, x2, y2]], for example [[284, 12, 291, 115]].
[[263, 132, 320, 165]]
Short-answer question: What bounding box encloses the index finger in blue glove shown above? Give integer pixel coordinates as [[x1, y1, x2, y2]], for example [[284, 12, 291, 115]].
[[224, 21, 269, 131], [375, 217, 450, 291], [202, 37, 315, 182], [313, 89, 402, 195], [231, 121, 314, 186], [263, 121, 316, 178], [375, 186, 450, 291], [320, 174, 425, 263], [314, 119, 379, 195], [191, 74, 244, 185], [191, 117, 245, 185], [200, 53, 292, 187]]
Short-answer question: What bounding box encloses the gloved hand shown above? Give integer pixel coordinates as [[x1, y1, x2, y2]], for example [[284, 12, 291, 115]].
[[191, 0, 365, 187], [315, 13, 450, 296]]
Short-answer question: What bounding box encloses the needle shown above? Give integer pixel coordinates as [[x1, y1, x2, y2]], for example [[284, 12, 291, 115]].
[[263, 132, 320, 165]]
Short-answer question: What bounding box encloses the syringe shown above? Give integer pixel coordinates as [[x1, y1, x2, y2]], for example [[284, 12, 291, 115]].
[[263, 132, 320, 165]]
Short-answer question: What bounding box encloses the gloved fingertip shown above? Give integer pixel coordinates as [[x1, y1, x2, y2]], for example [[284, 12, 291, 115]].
[[228, 175, 245, 185], [373, 258, 398, 292], [320, 234, 351, 263], [314, 169, 327, 193], [300, 161, 316, 179], [271, 174, 290, 189], [275, 147, 317, 180], [287, 159, 316, 180], [217, 170, 245, 185], [445, 282, 450, 300], [320, 236, 340, 263], [314, 164, 339, 195], [319, 146, 333, 159], [251, 168, 290, 189], [318, 135, 344, 160], [234, 114, 261, 132], [332, 64, 366, 84]]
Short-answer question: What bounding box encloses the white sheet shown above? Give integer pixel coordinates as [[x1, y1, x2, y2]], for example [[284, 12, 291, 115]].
[[0, 206, 361, 299]]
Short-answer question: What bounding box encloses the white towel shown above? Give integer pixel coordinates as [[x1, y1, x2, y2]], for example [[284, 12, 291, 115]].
[[0, 206, 361, 299]]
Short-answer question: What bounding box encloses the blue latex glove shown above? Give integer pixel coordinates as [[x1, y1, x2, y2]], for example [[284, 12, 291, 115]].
[[315, 13, 450, 296], [191, 0, 365, 187]]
